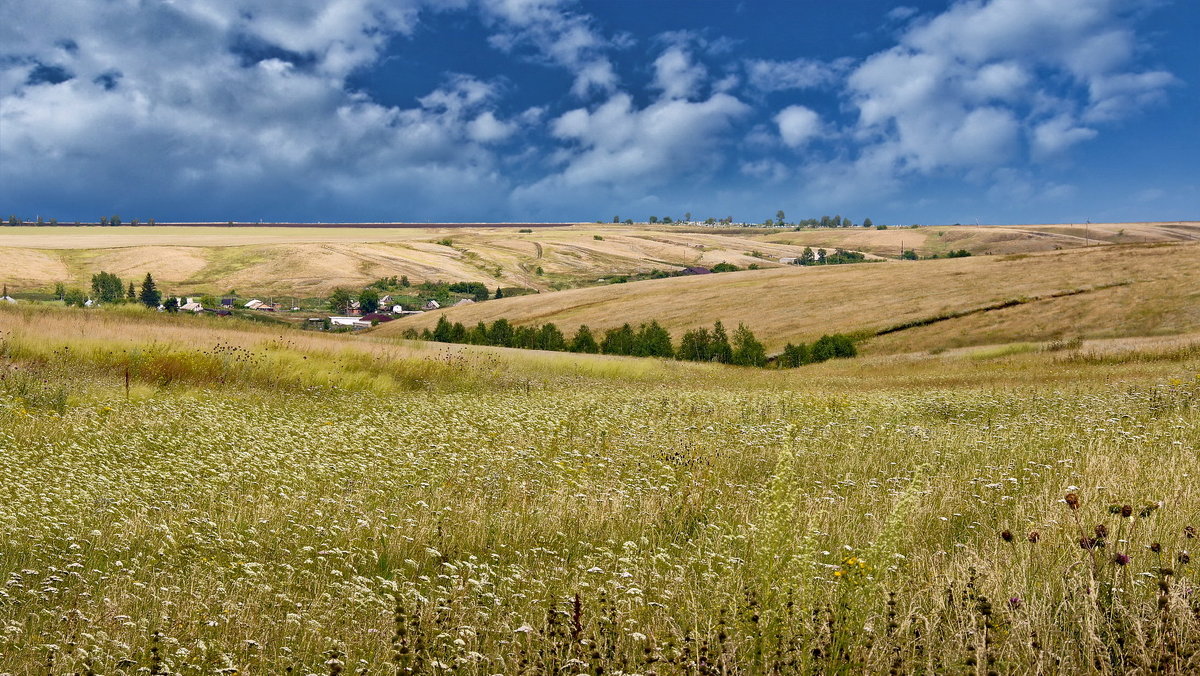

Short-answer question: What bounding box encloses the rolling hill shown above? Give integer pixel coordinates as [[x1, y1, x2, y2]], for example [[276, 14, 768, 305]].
[[1, 221, 1195, 297], [372, 241, 1200, 354]]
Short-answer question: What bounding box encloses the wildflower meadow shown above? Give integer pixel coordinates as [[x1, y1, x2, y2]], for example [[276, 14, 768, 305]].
[[0, 306, 1198, 673]]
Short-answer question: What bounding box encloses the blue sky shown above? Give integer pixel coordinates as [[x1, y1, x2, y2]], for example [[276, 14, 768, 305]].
[[1, 0, 1196, 224]]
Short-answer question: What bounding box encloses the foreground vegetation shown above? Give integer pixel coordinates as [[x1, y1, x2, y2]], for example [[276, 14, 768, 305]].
[[403, 316, 858, 369], [1, 305, 1198, 673]]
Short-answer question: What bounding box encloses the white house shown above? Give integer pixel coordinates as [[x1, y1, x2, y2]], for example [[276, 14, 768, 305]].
[[180, 300, 204, 312], [328, 316, 370, 328], [244, 299, 263, 309], [423, 299, 441, 310], [391, 304, 404, 313]]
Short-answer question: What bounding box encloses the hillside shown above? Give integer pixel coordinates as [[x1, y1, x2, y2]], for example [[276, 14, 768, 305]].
[[373, 241, 1200, 353], [758, 221, 1200, 258], [1, 221, 1195, 297]]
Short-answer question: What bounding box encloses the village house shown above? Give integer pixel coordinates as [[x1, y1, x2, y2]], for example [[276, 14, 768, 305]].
[[328, 316, 369, 328]]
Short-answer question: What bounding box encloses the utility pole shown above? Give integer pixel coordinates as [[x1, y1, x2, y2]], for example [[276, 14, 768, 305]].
[[1085, 219, 1090, 246]]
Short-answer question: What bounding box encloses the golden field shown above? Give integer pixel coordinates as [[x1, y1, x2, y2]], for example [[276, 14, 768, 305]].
[[1, 221, 1195, 297], [374, 240, 1200, 353]]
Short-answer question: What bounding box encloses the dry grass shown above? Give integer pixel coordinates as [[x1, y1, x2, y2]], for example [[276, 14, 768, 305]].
[[374, 241, 1200, 352], [759, 221, 1200, 258], [3, 222, 1195, 296], [1, 303, 1198, 673]]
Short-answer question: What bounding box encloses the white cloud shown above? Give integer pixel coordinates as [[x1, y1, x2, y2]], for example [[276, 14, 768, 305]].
[[744, 58, 844, 92], [0, 0, 522, 219], [886, 6, 919, 22], [652, 46, 707, 100], [468, 111, 517, 143], [775, 106, 822, 148], [479, 0, 620, 97], [514, 92, 749, 208], [1031, 114, 1097, 158], [830, 0, 1176, 201], [741, 159, 790, 183], [1085, 70, 1178, 122]]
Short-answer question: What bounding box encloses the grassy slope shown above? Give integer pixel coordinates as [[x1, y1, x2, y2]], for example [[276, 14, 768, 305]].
[[2, 222, 1195, 296], [758, 221, 1200, 258], [374, 241, 1200, 352], [1, 304, 1199, 672]]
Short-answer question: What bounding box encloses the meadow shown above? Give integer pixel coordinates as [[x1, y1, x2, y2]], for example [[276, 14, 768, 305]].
[[1, 304, 1198, 673]]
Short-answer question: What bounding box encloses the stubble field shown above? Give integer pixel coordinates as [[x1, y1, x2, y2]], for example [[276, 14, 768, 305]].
[[2, 221, 1195, 297]]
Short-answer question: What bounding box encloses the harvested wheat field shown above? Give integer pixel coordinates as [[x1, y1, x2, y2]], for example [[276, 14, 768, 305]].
[[3, 222, 1196, 297], [374, 241, 1200, 352]]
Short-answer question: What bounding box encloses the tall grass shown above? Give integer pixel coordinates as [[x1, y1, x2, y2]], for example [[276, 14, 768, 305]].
[[0, 305, 1198, 672]]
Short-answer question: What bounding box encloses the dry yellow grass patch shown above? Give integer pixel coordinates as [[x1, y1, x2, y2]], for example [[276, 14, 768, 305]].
[[759, 221, 1200, 258], [375, 241, 1200, 352], [2, 222, 1196, 297]]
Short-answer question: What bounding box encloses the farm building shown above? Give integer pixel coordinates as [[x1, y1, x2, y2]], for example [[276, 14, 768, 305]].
[[328, 317, 369, 328]]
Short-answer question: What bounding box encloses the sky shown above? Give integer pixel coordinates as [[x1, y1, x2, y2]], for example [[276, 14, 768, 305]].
[[1, 0, 1197, 225]]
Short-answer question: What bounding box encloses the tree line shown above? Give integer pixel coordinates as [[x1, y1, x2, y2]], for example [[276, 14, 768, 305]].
[[5, 216, 158, 226], [600, 212, 878, 229], [328, 279, 516, 315], [793, 247, 869, 266], [402, 317, 857, 369], [57, 271, 165, 308]]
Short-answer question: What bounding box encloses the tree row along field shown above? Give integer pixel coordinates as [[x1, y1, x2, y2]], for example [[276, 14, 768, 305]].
[[0, 303, 1197, 672], [0, 222, 1196, 297], [373, 241, 1200, 354]]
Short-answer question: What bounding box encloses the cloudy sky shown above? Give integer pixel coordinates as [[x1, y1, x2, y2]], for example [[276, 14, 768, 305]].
[[1, 0, 1196, 224]]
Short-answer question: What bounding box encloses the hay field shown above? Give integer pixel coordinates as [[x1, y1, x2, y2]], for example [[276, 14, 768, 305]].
[[2, 222, 1195, 296], [1, 303, 1198, 673], [375, 241, 1200, 352], [0, 225, 802, 295], [758, 221, 1200, 258]]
